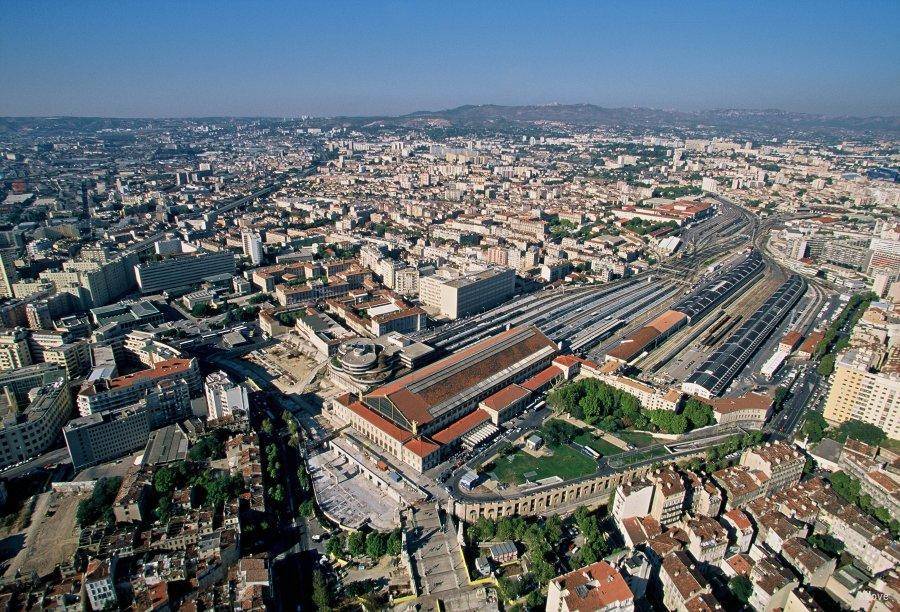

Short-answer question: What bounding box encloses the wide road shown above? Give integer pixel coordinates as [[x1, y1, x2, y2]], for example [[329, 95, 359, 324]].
[[0, 446, 70, 480]]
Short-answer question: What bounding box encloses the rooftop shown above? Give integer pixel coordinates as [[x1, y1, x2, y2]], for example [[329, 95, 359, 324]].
[[364, 325, 555, 428], [553, 560, 634, 611]]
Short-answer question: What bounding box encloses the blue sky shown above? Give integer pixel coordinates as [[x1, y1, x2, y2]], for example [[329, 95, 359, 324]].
[[1, 0, 898, 117]]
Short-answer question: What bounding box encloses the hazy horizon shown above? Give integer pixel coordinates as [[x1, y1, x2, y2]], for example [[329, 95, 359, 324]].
[[2, 0, 898, 118]]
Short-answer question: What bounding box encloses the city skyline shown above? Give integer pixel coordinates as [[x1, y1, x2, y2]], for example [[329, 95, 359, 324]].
[[2, 0, 899, 118]]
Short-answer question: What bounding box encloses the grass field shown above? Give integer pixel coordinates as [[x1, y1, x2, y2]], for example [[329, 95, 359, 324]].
[[492, 444, 597, 485], [614, 431, 657, 448], [574, 433, 624, 457]]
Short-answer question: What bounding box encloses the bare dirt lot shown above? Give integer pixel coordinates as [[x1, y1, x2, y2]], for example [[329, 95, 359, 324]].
[[2, 490, 88, 579]]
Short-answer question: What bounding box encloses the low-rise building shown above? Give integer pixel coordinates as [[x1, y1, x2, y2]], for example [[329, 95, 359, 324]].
[[85, 557, 117, 611], [660, 551, 711, 612], [684, 515, 729, 565], [739, 442, 804, 495], [781, 537, 836, 588], [546, 560, 635, 612], [749, 556, 799, 612]]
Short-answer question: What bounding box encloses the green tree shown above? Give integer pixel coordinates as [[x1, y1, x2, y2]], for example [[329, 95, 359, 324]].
[[802, 412, 828, 443], [298, 500, 315, 517], [326, 534, 345, 557], [386, 530, 402, 556], [366, 531, 387, 559], [682, 399, 714, 429], [76, 477, 122, 526], [833, 420, 886, 446], [311, 569, 331, 611], [729, 575, 753, 604], [646, 410, 688, 434], [261, 418, 274, 436], [297, 468, 311, 492], [469, 517, 496, 544], [347, 531, 366, 557], [543, 515, 563, 544], [496, 516, 527, 542], [154, 466, 178, 495], [807, 534, 844, 557], [188, 434, 224, 462], [817, 354, 835, 376], [268, 484, 284, 504]]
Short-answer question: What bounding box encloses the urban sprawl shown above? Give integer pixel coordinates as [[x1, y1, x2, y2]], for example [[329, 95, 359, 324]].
[[0, 114, 897, 612]]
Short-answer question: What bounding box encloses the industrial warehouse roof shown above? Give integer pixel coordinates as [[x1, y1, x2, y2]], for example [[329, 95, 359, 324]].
[[364, 325, 556, 428], [685, 275, 805, 396], [671, 251, 763, 321]]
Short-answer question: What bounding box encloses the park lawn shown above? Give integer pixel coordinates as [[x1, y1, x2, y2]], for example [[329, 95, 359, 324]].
[[493, 444, 597, 485], [615, 431, 657, 448], [574, 433, 624, 457]]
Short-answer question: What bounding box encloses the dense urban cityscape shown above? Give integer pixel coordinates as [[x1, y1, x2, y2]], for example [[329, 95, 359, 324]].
[[0, 107, 896, 612], [0, 2, 899, 610]]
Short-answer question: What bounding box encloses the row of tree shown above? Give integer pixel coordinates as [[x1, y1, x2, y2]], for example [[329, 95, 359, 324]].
[[548, 379, 714, 435], [802, 414, 887, 447], [326, 528, 403, 560]]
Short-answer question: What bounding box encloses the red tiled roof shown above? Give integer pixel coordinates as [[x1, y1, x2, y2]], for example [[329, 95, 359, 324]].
[[781, 331, 803, 349], [606, 326, 661, 361], [521, 365, 563, 392], [725, 553, 754, 576], [431, 409, 490, 445], [553, 560, 634, 611], [340, 396, 413, 444], [403, 438, 440, 458], [366, 325, 556, 426], [797, 331, 825, 354], [553, 354, 581, 368], [481, 384, 531, 411], [648, 310, 688, 333], [722, 508, 753, 531], [107, 358, 194, 390], [705, 392, 772, 415]]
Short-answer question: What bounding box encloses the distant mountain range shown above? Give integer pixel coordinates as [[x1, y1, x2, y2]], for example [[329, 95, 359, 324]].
[[334, 104, 900, 140], [2, 105, 898, 140]]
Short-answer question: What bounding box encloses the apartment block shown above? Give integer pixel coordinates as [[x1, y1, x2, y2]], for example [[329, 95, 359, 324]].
[[419, 267, 514, 319], [64, 404, 151, 470], [823, 348, 900, 439]]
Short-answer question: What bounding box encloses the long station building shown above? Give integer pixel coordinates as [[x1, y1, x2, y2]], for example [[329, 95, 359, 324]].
[[683, 275, 806, 398], [332, 325, 578, 472], [605, 251, 764, 365]]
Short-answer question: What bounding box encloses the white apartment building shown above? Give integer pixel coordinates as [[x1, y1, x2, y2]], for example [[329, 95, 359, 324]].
[[612, 479, 654, 524], [0, 327, 32, 371], [242, 230, 264, 265], [205, 370, 250, 420], [419, 267, 514, 319]]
